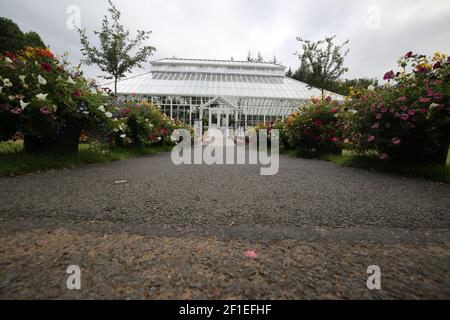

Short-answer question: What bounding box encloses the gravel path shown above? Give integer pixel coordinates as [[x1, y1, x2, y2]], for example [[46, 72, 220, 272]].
[[0, 151, 449, 299]]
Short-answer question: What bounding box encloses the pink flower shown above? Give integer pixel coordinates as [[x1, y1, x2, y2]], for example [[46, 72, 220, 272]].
[[383, 70, 395, 80], [330, 107, 338, 114], [381, 107, 388, 113], [419, 109, 427, 114], [73, 90, 81, 97], [379, 153, 389, 160], [244, 250, 257, 259], [396, 97, 407, 102], [40, 107, 51, 115], [408, 110, 416, 116], [400, 114, 409, 121], [10, 107, 22, 115], [371, 123, 380, 129], [394, 112, 400, 118], [367, 135, 376, 142], [375, 113, 382, 120], [427, 89, 434, 97], [400, 106, 408, 111], [418, 97, 430, 103], [314, 120, 323, 127], [331, 137, 339, 142], [434, 92, 444, 100], [392, 138, 401, 145]]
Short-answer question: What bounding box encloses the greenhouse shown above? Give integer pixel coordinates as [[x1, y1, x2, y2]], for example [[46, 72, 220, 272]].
[[115, 58, 344, 128]]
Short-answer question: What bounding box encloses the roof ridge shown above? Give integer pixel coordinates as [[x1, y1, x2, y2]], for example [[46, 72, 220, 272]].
[[152, 57, 285, 67]]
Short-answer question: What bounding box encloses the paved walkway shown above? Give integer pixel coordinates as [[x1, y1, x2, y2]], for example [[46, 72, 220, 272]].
[[0, 151, 449, 299]]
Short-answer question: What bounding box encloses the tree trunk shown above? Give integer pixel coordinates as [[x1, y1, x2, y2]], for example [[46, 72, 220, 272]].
[[114, 76, 118, 95]]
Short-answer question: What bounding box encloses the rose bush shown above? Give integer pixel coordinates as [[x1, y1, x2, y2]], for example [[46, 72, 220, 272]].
[[114, 100, 193, 147], [346, 52, 450, 165], [254, 120, 289, 147], [0, 47, 116, 154], [285, 98, 345, 157]]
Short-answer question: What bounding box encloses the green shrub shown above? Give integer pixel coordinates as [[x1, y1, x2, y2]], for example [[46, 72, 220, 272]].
[[285, 98, 344, 157], [115, 100, 193, 147]]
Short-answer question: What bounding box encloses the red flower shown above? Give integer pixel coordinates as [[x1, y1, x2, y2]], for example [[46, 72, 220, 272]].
[[41, 62, 52, 72], [73, 90, 81, 97], [433, 61, 441, 70], [330, 107, 338, 113], [314, 120, 322, 127]]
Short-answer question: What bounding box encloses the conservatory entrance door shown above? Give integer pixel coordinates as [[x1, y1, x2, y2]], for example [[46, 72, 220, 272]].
[[201, 96, 239, 129]]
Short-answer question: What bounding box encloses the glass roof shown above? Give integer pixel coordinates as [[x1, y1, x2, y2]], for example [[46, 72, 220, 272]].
[[115, 58, 345, 101]]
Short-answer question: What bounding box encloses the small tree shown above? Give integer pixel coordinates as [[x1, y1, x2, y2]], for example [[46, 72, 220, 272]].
[[257, 51, 264, 63], [295, 35, 349, 98], [78, 1, 156, 94], [247, 50, 254, 62]]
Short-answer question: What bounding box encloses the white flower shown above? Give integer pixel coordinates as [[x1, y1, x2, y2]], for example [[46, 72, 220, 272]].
[[20, 100, 30, 110], [157, 137, 162, 141], [105, 112, 113, 118], [4, 57, 13, 64], [430, 103, 440, 110], [90, 88, 97, 94], [367, 85, 375, 91], [36, 93, 48, 100], [9, 95, 15, 101], [97, 105, 106, 112], [101, 91, 109, 97], [120, 134, 126, 139], [3, 78, 12, 87], [82, 111, 89, 115], [19, 75, 26, 83], [0, 86, 3, 94], [37, 75, 47, 85], [67, 76, 76, 85]]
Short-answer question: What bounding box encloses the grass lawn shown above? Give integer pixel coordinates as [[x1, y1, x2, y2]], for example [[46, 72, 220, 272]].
[[0, 141, 172, 177], [281, 146, 450, 183]]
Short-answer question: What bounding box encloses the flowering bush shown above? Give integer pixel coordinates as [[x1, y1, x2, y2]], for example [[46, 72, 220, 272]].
[[0, 47, 116, 154], [346, 52, 450, 165], [254, 120, 289, 147], [114, 100, 193, 147], [285, 98, 344, 157]]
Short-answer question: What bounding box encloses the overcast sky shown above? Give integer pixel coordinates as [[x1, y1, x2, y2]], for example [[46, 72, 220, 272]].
[[1, 0, 449, 82]]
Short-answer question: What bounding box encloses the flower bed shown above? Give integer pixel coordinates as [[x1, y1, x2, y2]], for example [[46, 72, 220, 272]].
[[345, 52, 450, 165], [0, 48, 115, 154], [285, 98, 344, 157]]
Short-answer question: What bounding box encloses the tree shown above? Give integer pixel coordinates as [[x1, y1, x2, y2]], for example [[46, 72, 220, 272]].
[[78, 1, 156, 94], [0, 17, 46, 52], [285, 67, 293, 78], [295, 35, 349, 98], [247, 50, 254, 62], [257, 51, 264, 63]]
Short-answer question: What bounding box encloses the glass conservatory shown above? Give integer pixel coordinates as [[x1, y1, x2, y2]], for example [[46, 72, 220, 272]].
[[115, 58, 344, 128]]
